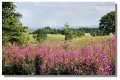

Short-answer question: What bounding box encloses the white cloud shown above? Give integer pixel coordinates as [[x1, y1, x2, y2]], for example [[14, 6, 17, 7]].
[[15, 2, 115, 29]]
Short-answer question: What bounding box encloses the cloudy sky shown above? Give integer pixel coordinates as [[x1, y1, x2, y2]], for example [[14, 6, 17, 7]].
[[15, 2, 115, 29]]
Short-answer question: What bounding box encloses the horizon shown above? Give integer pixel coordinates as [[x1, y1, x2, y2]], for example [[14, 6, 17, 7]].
[[15, 2, 115, 29], [28, 25, 99, 31]]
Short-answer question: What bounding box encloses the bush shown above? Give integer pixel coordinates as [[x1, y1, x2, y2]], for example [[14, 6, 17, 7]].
[[90, 30, 104, 36], [34, 55, 42, 75], [64, 29, 74, 40], [2, 64, 27, 75], [36, 33, 47, 42]]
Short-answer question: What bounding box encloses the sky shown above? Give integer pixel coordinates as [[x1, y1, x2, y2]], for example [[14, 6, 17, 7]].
[[15, 2, 115, 29]]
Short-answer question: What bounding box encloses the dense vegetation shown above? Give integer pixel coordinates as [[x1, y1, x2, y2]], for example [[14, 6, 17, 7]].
[[3, 36, 115, 75], [99, 11, 115, 35], [33, 24, 99, 41], [2, 2, 116, 75], [2, 2, 27, 46]]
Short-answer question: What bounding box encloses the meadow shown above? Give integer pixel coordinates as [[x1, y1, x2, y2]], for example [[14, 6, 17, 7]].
[[2, 33, 115, 75], [47, 34, 65, 41], [2, 2, 116, 75], [47, 33, 113, 47]]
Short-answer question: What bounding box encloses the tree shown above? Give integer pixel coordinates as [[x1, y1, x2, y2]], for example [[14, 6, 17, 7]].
[[99, 11, 115, 35], [36, 33, 47, 43], [33, 29, 47, 42], [2, 2, 25, 45], [90, 30, 104, 36], [64, 23, 74, 40], [65, 29, 74, 40]]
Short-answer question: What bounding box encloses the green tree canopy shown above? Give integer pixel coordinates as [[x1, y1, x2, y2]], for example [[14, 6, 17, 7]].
[[64, 23, 74, 40], [2, 2, 25, 45], [33, 29, 47, 43], [99, 11, 115, 35]]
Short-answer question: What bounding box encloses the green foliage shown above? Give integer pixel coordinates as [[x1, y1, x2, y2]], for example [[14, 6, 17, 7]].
[[33, 27, 54, 34], [64, 29, 74, 40], [33, 27, 99, 39], [34, 55, 42, 75], [90, 30, 104, 36], [19, 29, 37, 44], [2, 55, 42, 75], [99, 11, 115, 35], [37, 34, 47, 43], [64, 23, 85, 40], [64, 23, 74, 40], [33, 29, 47, 42], [79, 28, 99, 33], [20, 33, 30, 44], [73, 29, 85, 38], [2, 63, 27, 75], [2, 2, 26, 45], [42, 27, 54, 34], [110, 63, 115, 75], [33, 27, 65, 34], [47, 61, 97, 75], [49, 64, 72, 75]]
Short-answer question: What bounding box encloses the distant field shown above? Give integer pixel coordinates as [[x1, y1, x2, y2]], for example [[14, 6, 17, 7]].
[[47, 34, 65, 41], [85, 33, 91, 36], [46, 33, 91, 41], [28, 33, 113, 47], [46, 33, 113, 47], [72, 35, 112, 47]]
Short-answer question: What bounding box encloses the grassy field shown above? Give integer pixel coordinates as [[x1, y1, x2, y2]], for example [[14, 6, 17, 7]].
[[47, 34, 65, 41], [46, 33, 113, 47], [72, 35, 112, 47], [28, 32, 112, 47], [47, 33, 112, 41]]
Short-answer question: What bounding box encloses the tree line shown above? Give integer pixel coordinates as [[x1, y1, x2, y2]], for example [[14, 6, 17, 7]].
[[33, 26, 99, 34], [33, 24, 99, 41]]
